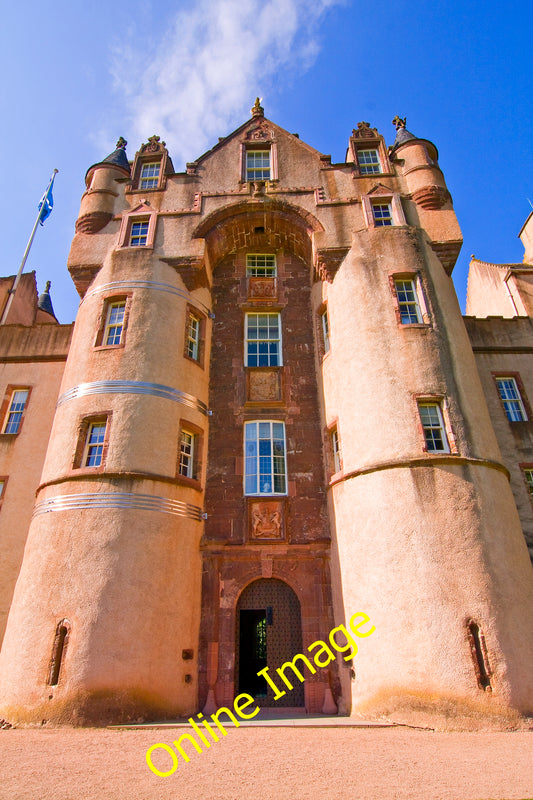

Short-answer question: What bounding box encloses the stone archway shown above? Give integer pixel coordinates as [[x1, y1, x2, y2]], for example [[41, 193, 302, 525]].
[[235, 578, 304, 707]]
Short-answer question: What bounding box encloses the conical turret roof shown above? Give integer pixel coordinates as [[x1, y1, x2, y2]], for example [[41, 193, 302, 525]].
[[85, 138, 130, 180], [102, 137, 130, 171], [37, 280, 57, 320], [390, 116, 418, 151]]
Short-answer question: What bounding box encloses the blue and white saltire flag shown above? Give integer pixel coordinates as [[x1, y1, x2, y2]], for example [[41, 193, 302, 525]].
[[38, 172, 56, 226]]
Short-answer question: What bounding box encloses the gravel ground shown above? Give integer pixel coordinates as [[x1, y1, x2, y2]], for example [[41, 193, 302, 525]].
[[1, 725, 533, 800]]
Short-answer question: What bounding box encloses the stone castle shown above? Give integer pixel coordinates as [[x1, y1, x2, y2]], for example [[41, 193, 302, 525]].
[[1, 101, 533, 724]]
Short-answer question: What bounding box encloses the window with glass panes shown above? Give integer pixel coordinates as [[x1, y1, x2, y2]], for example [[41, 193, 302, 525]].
[[244, 421, 287, 495], [129, 221, 149, 246], [246, 254, 276, 277], [357, 149, 381, 174], [186, 313, 201, 361], [394, 279, 422, 324], [372, 202, 393, 226], [245, 313, 281, 367], [418, 402, 449, 453], [104, 302, 126, 345], [3, 389, 29, 434], [83, 422, 107, 467], [139, 162, 160, 189], [246, 150, 271, 180], [496, 377, 527, 422], [178, 430, 195, 478]]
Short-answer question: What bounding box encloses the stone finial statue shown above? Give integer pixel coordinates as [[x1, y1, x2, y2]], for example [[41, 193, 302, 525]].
[[251, 97, 264, 117], [116, 137, 127, 149], [392, 116, 407, 130]]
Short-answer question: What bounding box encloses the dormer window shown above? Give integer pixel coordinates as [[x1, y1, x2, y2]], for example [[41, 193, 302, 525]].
[[139, 162, 161, 190], [357, 149, 381, 174], [128, 135, 173, 193], [246, 150, 271, 181], [349, 122, 391, 175]]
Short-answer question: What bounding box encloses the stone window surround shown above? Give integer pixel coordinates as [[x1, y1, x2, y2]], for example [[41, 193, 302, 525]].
[[177, 418, 204, 488], [362, 193, 406, 229], [0, 385, 32, 438], [388, 271, 431, 327], [72, 412, 112, 473], [326, 419, 342, 479], [117, 205, 157, 249], [240, 142, 279, 183], [349, 131, 391, 176], [415, 395, 457, 455], [492, 373, 531, 423], [127, 145, 171, 194], [93, 293, 133, 350], [184, 304, 207, 368]]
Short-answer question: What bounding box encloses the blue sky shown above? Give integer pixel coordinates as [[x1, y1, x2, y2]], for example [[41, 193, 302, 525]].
[[1, 0, 531, 323]]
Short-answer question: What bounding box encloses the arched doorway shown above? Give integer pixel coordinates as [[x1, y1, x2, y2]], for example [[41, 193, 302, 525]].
[[235, 578, 304, 707]]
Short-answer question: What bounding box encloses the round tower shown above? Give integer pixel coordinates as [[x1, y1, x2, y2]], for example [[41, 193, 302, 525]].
[[0, 140, 211, 724], [76, 138, 131, 234], [319, 120, 533, 720]]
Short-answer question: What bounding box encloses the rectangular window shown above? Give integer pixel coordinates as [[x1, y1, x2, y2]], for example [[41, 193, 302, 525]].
[[246, 150, 271, 181], [244, 421, 287, 495], [394, 279, 423, 324], [140, 162, 160, 189], [246, 254, 276, 277], [3, 389, 29, 434], [418, 402, 450, 453], [372, 203, 393, 226], [186, 313, 200, 361], [104, 301, 126, 346], [83, 422, 107, 467], [496, 377, 528, 422], [332, 428, 341, 473], [523, 469, 533, 498], [129, 221, 149, 246], [357, 149, 381, 174], [321, 310, 330, 354], [245, 313, 281, 367], [178, 430, 196, 478]]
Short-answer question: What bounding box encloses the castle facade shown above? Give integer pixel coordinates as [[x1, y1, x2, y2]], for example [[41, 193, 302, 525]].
[[1, 103, 533, 724]]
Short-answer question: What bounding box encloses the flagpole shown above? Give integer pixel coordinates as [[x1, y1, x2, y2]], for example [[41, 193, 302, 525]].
[[1, 169, 59, 325]]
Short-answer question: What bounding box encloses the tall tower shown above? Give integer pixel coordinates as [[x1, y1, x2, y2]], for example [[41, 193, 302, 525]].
[[1, 110, 532, 725], [320, 118, 533, 717], [0, 138, 211, 723]]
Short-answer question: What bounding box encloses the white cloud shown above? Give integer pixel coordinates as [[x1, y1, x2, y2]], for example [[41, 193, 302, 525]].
[[108, 0, 343, 166]]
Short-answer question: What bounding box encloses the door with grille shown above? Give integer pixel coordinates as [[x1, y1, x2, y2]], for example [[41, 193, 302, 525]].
[[235, 578, 304, 707]]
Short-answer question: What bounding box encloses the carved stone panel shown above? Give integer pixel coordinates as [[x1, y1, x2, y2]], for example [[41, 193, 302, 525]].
[[249, 500, 284, 540], [248, 277, 277, 299], [247, 368, 282, 403]]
